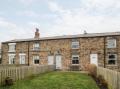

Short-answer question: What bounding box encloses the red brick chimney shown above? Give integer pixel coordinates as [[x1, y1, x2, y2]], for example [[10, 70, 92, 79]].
[[34, 28, 40, 38]]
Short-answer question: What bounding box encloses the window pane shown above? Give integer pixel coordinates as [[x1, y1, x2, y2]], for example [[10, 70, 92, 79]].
[[9, 45, 15, 52], [33, 56, 40, 64], [34, 60, 39, 64], [71, 41, 79, 49], [108, 60, 115, 64], [109, 55, 115, 59], [72, 60, 79, 64], [33, 43, 40, 50], [108, 54, 117, 65], [107, 39, 116, 48]]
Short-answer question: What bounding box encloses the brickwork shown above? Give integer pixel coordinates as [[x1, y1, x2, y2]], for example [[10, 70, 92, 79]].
[[2, 34, 120, 71]]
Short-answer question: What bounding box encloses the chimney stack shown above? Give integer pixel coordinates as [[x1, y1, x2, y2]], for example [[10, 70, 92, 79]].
[[34, 28, 40, 38]]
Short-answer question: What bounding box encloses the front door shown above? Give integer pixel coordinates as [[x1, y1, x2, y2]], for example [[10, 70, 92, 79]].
[[90, 54, 98, 66], [55, 55, 62, 69], [48, 56, 54, 65], [19, 54, 26, 64]]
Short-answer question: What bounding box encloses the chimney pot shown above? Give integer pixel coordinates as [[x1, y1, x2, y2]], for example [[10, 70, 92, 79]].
[[34, 28, 40, 38]]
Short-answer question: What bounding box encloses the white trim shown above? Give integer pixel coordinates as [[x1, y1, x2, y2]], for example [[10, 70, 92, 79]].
[[8, 50, 16, 52], [72, 55, 79, 58], [8, 43, 16, 45], [19, 53, 26, 56], [8, 54, 16, 56]]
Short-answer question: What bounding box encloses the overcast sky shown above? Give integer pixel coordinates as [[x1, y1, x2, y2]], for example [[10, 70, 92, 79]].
[[0, 0, 120, 43]]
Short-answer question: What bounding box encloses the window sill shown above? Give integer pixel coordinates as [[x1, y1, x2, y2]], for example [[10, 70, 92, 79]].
[[33, 64, 40, 65], [71, 64, 80, 65], [32, 49, 40, 51], [107, 47, 116, 49], [71, 48, 79, 49], [106, 65, 118, 66], [8, 51, 16, 52]]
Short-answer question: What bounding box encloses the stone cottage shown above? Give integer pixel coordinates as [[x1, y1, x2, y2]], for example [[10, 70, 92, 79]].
[[1, 29, 120, 71]]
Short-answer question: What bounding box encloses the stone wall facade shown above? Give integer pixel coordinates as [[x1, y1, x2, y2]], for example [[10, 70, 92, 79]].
[[2, 35, 120, 71]]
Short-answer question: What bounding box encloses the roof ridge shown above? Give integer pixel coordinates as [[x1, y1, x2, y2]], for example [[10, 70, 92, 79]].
[[2, 31, 120, 43]]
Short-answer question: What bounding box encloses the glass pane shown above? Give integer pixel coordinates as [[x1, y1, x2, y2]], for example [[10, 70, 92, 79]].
[[108, 60, 116, 64]]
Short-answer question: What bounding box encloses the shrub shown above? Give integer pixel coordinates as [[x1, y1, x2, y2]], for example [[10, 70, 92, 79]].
[[5, 77, 14, 86], [97, 75, 108, 88], [88, 64, 97, 78]]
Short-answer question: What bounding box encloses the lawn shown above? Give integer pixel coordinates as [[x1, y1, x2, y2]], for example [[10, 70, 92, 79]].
[[0, 72, 99, 89]]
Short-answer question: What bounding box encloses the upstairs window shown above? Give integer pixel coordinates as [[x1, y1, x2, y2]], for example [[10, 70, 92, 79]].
[[72, 55, 79, 64], [8, 43, 16, 52], [33, 56, 39, 64], [33, 42, 40, 50], [108, 54, 117, 65], [107, 39, 116, 48], [71, 40, 79, 49]]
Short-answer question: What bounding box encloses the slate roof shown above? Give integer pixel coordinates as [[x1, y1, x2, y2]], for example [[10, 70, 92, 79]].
[[2, 32, 120, 43]]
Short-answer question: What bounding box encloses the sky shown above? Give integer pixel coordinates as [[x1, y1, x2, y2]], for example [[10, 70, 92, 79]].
[[0, 0, 120, 43]]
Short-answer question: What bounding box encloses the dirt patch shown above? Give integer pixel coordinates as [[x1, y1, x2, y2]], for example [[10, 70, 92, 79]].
[[92, 76, 108, 89]]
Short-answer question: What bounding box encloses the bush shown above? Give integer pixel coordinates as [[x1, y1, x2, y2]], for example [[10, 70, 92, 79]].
[[5, 77, 14, 86], [97, 75, 108, 88], [88, 64, 97, 78]]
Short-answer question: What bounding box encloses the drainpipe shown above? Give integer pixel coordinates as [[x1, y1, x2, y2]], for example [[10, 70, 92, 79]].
[[104, 37, 106, 68], [28, 42, 30, 66]]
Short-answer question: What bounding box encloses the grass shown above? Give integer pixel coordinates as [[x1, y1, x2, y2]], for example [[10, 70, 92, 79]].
[[0, 72, 99, 89]]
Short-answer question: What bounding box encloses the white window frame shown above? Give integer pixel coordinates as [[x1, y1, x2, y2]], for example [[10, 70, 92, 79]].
[[19, 53, 26, 64], [72, 55, 79, 64], [8, 43, 16, 52], [33, 56, 40, 64], [108, 54, 117, 65], [107, 39, 116, 48], [71, 41, 79, 49], [8, 54, 15, 64], [33, 42, 40, 50]]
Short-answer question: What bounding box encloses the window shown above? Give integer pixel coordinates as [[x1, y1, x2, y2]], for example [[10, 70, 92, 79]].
[[33, 56, 39, 64], [108, 54, 117, 65], [8, 43, 16, 52], [107, 39, 116, 48], [72, 55, 79, 64], [8, 54, 15, 64], [71, 41, 79, 49], [19, 53, 26, 64], [33, 42, 40, 50]]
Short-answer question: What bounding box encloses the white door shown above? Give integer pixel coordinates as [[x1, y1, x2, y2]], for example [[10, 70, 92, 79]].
[[19, 54, 26, 64], [90, 54, 98, 66], [55, 55, 62, 69], [48, 56, 54, 65]]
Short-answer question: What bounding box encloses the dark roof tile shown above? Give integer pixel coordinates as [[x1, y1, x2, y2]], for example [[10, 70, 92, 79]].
[[3, 32, 120, 43]]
